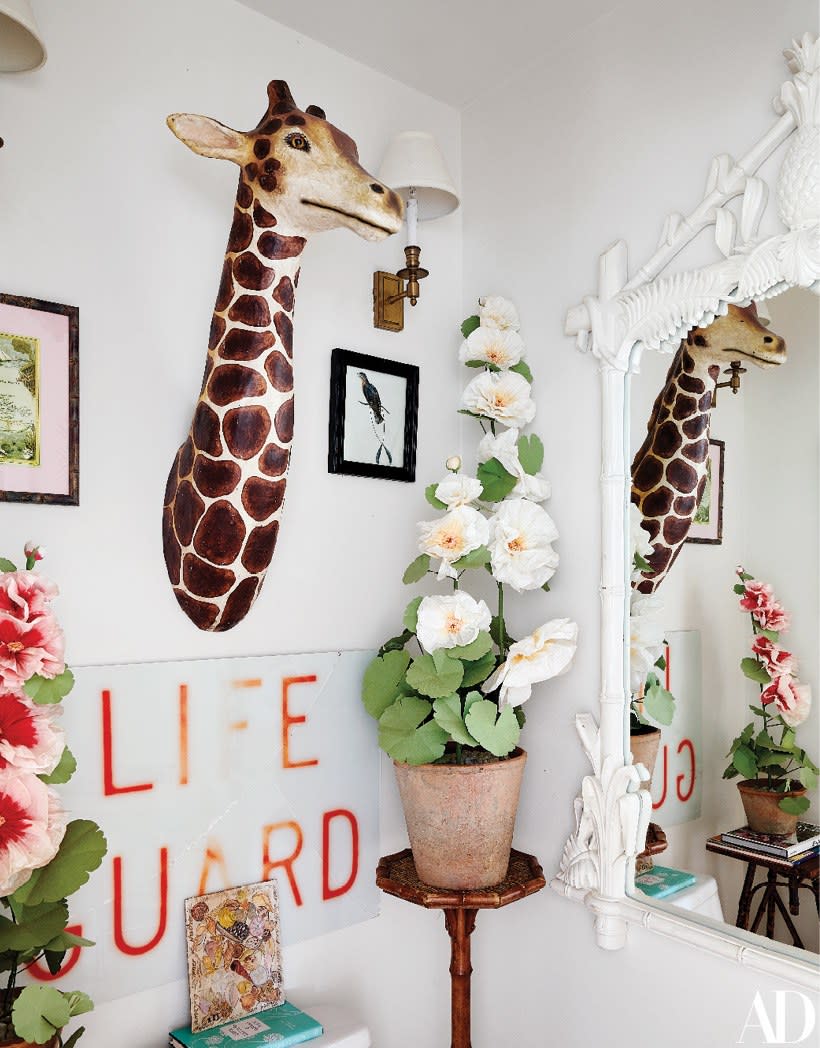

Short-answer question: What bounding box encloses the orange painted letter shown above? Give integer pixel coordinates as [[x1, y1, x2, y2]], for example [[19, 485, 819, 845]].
[[653, 745, 668, 810], [102, 689, 154, 796], [281, 676, 319, 769], [179, 683, 189, 786], [198, 840, 230, 895], [676, 738, 696, 802], [262, 821, 304, 906], [113, 848, 169, 955], [322, 809, 359, 901]]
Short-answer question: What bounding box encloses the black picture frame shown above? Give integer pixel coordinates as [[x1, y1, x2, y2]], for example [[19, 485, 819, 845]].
[[328, 348, 418, 482], [685, 438, 724, 545]]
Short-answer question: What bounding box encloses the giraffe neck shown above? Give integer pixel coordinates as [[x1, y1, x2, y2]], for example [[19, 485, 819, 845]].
[[162, 175, 305, 632], [631, 346, 716, 594]]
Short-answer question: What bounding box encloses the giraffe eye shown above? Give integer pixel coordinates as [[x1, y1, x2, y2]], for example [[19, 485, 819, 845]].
[[286, 133, 310, 152]]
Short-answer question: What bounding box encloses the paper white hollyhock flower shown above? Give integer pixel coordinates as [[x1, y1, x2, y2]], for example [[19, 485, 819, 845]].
[[434, 474, 483, 508], [416, 593, 492, 653], [478, 295, 520, 331], [489, 499, 559, 591], [462, 372, 535, 429], [478, 427, 521, 475], [418, 507, 490, 580], [483, 618, 578, 708], [629, 592, 666, 693], [512, 473, 552, 503], [0, 693, 65, 775], [459, 327, 525, 369], [0, 769, 66, 895]]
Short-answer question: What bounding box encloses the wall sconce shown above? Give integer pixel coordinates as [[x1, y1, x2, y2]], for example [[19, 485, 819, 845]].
[[373, 131, 459, 332], [0, 0, 47, 72]]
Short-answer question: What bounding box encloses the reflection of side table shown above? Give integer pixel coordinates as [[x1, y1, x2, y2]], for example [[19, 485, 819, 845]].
[[706, 835, 820, 948], [376, 849, 545, 1048]]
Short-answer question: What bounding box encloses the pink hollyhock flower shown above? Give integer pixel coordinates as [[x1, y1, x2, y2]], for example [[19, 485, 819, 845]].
[[0, 612, 65, 691], [0, 768, 66, 895], [751, 635, 795, 677], [761, 675, 811, 726], [0, 693, 65, 775], [755, 600, 791, 632], [0, 570, 58, 622], [739, 580, 773, 614]]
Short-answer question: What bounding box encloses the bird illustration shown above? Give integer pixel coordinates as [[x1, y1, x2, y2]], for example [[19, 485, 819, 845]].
[[357, 371, 393, 465]]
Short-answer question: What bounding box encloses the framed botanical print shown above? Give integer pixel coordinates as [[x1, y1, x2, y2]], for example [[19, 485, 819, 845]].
[[0, 294, 79, 505], [686, 438, 724, 544], [328, 348, 419, 482]]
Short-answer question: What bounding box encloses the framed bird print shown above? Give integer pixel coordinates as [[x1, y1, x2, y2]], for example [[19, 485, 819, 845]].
[[328, 348, 418, 482]]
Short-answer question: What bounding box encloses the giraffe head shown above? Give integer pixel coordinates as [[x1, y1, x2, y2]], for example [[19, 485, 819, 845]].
[[684, 303, 787, 376], [167, 80, 403, 241]]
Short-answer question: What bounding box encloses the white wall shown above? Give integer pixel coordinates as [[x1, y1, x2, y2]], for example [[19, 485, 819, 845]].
[[462, 0, 820, 1043], [0, 0, 464, 1042]]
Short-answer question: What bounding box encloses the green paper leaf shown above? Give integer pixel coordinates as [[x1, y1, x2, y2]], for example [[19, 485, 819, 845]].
[[378, 696, 448, 764], [643, 681, 675, 727], [452, 545, 490, 571], [43, 928, 95, 952], [634, 553, 651, 573], [740, 658, 770, 684], [749, 704, 765, 717], [0, 900, 68, 951], [403, 596, 423, 633], [517, 434, 544, 475], [457, 409, 485, 420], [24, 668, 75, 705], [463, 690, 483, 716], [0, 558, 17, 572], [755, 729, 777, 750], [541, 582, 551, 593], [461, 315, 480, 338], [464, 359, 486, 368], [406, 651, 464, 699], [432, 694, 478, 747], [489, 616, 515, 649], [799, 766, 818, 790], [62, 1028, 87, 1048], [10, 820, 107, 906], [509, 360, 533, 383], [44, 949, 66, 976], [424, 485, 447, 511], [477, 457, 517, 502], [740, 724, 755, 744], [379, 630, 413, 657], [733, 583, 746, 595], [722, 766, 740, 779], [12, 985, 71, 1044], [362, 649, 411, 719], [732, 745, 759, 779], [757, 628, 780, 642], [464, 700, 520, 758], [778, 795, 810, 815], [40, 746, 77, 786], [460, 650, 498, 688], [403, 554, 431, 584], [449, 631, 493, 662], [64, 991, 94, 1018], [781, 727, 796, 751]]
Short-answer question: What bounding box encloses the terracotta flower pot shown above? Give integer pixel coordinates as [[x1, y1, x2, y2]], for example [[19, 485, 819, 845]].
[[393, 748, 527, 889], [630, 726, 662, 791], [737, 779, 807, 836], [0, 1038, 58, 1048]]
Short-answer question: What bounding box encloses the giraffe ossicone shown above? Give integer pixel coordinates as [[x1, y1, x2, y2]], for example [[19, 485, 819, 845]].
[[162, 80, 403, 631], [631, 303, 786, 594]]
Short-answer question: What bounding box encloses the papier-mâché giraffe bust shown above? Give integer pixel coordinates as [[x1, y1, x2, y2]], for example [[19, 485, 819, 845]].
[[162, 81, 403, 631], [631, 303, 786, 593]]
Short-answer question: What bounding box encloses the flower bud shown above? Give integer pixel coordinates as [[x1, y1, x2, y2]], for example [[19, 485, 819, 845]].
[[445, 456, 462, 473]]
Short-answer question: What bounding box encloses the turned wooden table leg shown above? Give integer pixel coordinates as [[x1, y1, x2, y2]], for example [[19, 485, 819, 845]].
[[445, 908, 478, 1048], [736, 861, 757, 929]]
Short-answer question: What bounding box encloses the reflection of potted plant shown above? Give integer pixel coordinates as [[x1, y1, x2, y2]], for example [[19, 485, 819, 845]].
[[361, 297, 578, 889], [0, 545, 107, 1048], [723, 567, 818, 835]]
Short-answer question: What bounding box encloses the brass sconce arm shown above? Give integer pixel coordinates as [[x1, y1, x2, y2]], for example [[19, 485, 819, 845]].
[[374, 246, 429, 332], [712, 360, 747, 405]]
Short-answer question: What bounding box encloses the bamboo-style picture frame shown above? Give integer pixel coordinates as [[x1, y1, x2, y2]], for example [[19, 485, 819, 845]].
[[0, 293, 79, 505]]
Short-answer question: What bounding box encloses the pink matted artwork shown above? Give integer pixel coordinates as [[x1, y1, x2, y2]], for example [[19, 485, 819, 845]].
[[0, 294, 78, 504]]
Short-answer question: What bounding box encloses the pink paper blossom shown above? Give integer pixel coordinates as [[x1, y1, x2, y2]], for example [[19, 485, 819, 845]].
[[0, 612, 65, 691], [0, 570, 58, 622], [755, 600, 791, 632], [739, 580, 773, 614], [761, 675, 811, 726], [0, 768, 66, 895], [751, 635, 795, 678], [0, 693, 65, 775]]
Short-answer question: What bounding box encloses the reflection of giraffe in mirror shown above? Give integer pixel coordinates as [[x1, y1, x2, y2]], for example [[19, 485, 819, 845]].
[[162, 81, 403, 632], [631, 304, 786, 594]]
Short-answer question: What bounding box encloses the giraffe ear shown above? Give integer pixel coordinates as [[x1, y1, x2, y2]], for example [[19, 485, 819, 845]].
[[167, 113, 248, 162], [306, 105, 326, 119]]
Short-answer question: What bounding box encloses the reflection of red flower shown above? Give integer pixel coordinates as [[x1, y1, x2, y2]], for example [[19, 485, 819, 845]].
[[751, 635, 794, 677], [0, 613, 65, 691], [0, 769, 66, 895], [0, 693, 65, 774], [0, 571, 57, 622], [739, 580, 791, 631], [756, 600, 790, 632], [739, 581, 773, 614]]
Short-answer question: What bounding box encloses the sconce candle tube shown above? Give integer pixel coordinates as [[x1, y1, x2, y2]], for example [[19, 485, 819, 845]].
[[406, 193, 418, 246]]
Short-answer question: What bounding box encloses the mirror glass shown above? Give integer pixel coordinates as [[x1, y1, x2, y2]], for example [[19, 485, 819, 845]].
[[625, 287, 819, 956]]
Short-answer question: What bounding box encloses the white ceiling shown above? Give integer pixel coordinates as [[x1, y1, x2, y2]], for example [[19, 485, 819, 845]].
[[238, 0, 620, 109]]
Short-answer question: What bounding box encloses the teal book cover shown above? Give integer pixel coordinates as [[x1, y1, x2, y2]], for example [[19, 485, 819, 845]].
[[170, 1001, 323, 1047], [635, 866, 697, 899]]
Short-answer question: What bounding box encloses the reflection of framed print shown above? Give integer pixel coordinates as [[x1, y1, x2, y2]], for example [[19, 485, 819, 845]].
[[686, 438, 724, 545], [328, 348, 418, 482], [0, 294, 79, 505]]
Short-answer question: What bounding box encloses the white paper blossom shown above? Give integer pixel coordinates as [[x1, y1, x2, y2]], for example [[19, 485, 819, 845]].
[[434, 474, 483, 508], [0, 769, 66, 896], [416, 593, 492, 653], [488, 499, 559, 591], [629, 592, 666, 693], [462, 371, 535, 428], [478, 427, 521, 474], [512, 473, 552, 503], [478, 296, 520, 331], [483, 618, 578, 708], [418, 506, 490, 580], [459, 327, 525, 369]]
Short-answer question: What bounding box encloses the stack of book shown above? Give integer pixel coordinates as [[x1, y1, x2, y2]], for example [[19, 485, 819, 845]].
[[635, 865, 697, 898], [720, 822, 820, 862], [170, 1001, 324, 1047]]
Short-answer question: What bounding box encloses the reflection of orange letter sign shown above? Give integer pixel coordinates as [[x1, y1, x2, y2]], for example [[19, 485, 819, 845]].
[[653, 745, 668, 811], [282, 676, 319, 769], [198, 840, 230, 895], [29, 924, 84, 982], [676, 738, 696, 802], [262, 821, 304, 906], [102, 689, 154, 796], [113, 848, 169, 956], [322, 809, 359, 901]]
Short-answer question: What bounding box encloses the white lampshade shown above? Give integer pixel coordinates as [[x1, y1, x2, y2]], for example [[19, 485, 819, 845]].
[[0, 0, 46, 73], [378, 131, 459, 221]]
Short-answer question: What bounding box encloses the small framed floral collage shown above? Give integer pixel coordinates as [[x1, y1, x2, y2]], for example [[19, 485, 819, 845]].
[[686, 438, 724, 545]]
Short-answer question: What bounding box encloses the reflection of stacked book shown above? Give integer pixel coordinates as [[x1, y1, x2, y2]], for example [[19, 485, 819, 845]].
[[721, 823, 820, 860], [170, 1001, 323, 1047], [635, 865, 697, 898]]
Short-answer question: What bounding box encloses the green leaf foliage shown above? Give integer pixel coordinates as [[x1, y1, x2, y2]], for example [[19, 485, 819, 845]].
[[432, 694, 478, 747], [64, 991, 94, 1018], [44, 928, 95, 952], [732, 745, 759, 779], [643, 681, 675, 727], [378, 696, 448, 764], [40, 746, 77, 786], [464, 359, 486, 368], [461, 315, 480, 338], [634, 553, 651, 573], [516, 434, 544, 475], [489, 616, 515, 649], [541, 582, 551, 593], [12, 985, 72, 1043], [799, 766, 818, 789], [781, 728, 796, 751], [424, 485, 447, 511], [738, 570, 754, 581], [778, 795, 811, 815], [757, 628, 780, 642], [0, 558, 17, 572], [452, 545, 490, 571], [24, 668, 75, 705], [509, 360, 533, 382], [733, 583, 746, 595], [10, 820, 107, 907], [379, 630, 413, 656], [457, 409, 484, 420], [464, 700, 520, 758], [460, 650, 498, 688], [722, 766, 740, 779], [362, 649, 411, 719], [477, 457, 517, 502], [403, 554, 431, 584], [749, 705, 766, 717], [449, 631, 493, 662], [740, 658, 770, 684], [62, 1028, 87, 1048], [406, 650, 464, 699], [0, 900, 68, 952], [403, 596, 423, 633]]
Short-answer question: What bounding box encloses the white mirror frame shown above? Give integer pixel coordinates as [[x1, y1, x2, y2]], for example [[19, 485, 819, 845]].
[[551, 33, 820, 990]]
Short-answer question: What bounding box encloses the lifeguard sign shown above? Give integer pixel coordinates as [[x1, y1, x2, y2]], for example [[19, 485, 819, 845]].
[[36, 651, 379, 1003]]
